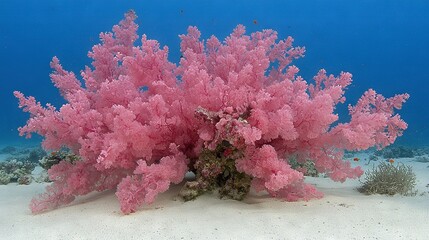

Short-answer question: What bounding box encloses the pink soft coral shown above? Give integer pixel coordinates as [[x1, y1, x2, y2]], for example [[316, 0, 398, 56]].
[[15, 11, 408, 214]]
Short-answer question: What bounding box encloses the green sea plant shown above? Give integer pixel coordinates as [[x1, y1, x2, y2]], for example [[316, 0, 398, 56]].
[[358, 162, 417, 196]]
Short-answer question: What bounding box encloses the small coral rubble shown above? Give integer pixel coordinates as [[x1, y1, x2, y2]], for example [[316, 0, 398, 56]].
[[179, 140, 252, 201], [0, 159, 36, 185], [39, 150, 81, 170], [15, 11, 409, 214]]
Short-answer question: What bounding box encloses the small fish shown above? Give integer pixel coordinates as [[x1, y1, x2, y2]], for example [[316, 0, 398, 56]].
[[353, 157, 359, 162], [253, 19, 258, 25], [388, 159, 395, 164]]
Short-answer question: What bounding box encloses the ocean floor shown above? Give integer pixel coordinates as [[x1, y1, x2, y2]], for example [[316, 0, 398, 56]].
[[0, 145, 428, 240]]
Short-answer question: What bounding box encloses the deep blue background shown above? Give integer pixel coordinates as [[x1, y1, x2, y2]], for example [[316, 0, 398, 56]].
[[1, 0, 428, 146]]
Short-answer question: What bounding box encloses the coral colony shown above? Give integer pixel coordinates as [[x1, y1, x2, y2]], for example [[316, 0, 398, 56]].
[[15, 11, 409, 214]]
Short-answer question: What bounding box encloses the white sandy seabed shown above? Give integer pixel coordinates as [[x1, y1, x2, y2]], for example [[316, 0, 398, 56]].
[[0, 152, 428, 240]]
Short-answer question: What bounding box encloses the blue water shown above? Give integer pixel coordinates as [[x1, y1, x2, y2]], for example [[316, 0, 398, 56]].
[[1, 0, 428, 146]]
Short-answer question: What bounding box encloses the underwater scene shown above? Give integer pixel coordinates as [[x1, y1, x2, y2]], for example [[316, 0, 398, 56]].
[[0, 0, 428, 239]]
